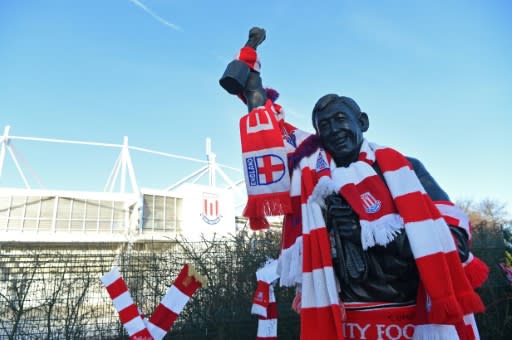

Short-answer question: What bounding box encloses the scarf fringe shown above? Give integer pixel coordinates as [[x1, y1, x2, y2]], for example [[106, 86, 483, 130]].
[[413, 324, 459, 340], [359, 214, 404, 250], [428, 295, 464, 324], [456, 290, 486, 315], [310, 176, 337, 208], [249, 216, 270, 230], [244, 192, 292, 230], [464, 255, 489, 289], [277, 237, 303, 287]]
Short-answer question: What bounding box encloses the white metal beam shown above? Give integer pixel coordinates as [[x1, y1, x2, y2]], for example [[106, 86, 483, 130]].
[[7, 144, 30, 189], [0, 125, 10, 177], [165, 165, 209, 191]]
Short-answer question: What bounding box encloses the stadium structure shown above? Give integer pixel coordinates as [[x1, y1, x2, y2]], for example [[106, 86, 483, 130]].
[[0, 125, 248, 244], [0, 126, 265, 339]]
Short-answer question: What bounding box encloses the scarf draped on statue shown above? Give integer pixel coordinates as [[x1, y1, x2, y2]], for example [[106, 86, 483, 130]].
[[296, 139, 484, 339], [240, 104, 344, 339], [340, 140, 484, 323], [239, 110, 487, 338], [240, 99, 296, 229], [240, 113, 486, 338]]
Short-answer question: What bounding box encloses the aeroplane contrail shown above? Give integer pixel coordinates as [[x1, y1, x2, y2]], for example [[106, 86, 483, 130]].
[[128, 0, 182, 32]]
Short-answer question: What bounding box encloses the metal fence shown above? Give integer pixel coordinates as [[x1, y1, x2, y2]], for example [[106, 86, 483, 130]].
[[0, 223, 510, 340], [1, 246, 119, 339], [0, 230, 298, 340]]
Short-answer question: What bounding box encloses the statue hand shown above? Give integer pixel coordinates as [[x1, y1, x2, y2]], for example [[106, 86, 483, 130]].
[[325, 193, 360, 242], [245, 27, 266, 49]]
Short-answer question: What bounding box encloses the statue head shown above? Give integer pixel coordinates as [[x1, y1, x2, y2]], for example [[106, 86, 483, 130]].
[[312, 94, 369, 167]]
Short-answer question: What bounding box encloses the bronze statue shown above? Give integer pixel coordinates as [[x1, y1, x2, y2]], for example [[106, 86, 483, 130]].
[[313, 93, 470, 302], [220, 27, 486, 340]]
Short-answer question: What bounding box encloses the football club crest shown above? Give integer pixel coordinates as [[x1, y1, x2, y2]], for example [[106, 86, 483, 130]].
[[360, 192, 382, 214], [316, 151, 329, 173], [200, 193, 222, 225], [246, 154, 286, 186]]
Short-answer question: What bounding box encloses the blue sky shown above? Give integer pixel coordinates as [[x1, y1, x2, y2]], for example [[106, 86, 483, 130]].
[[1, 0, 511, 214]]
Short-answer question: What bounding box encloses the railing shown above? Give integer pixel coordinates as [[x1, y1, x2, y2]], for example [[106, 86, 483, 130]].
[[0, 231, 300, 339]]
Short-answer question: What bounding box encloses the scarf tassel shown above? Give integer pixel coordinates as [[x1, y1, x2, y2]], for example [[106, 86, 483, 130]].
[[464, 255, 489, 289], [455, 290, 485, 315], [249, 216, 270, 230], [359, 215, 404, 250], [277, 237, 303, 286], [244, 192, 292, 230], [428, 295, 465, 324]]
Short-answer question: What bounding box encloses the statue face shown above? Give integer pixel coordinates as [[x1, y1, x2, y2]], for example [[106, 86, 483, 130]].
[[314, 102, 364, 165]]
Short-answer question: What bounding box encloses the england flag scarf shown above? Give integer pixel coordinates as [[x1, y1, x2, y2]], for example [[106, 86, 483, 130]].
[[240, 99, 293, 229]]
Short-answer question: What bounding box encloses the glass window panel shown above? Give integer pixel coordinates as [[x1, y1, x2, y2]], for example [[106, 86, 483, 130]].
[[98, 220, 111, 232], [0, 216, 7, 231], [38, 219, 52, 231], [85, 200, 100, 219], [9, 197, 26, 218], [70, 220, 83, 232], [40, 197, 55, 219], [54, 219, 69, 231], [22, 218, 38, 231], [84, 220, 98, 232], [7, 217, 22, 230], [24, 197, 41, 218], [99, 201, 113, 219], [0, 197, 10, 218], [56, 198, 71, 218], [143, 195, 154, 219], [71, 199, 85, 219]]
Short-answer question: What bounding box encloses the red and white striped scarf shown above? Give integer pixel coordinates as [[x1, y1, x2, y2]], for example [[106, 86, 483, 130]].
[[251, 260, 279, 340], [146, 264, 206, 339], [236, 46, 261, 72], [435, 200, 489, 289], [100, 263, 206, 340], [333, 141, 483, 316], [240, 99, 293, 230], [255, 286, 278, 340], [293, 147, 344, 340], [235, 46, 312, 231], [100, 267, 153, 339], [281, 139, 485, 339]]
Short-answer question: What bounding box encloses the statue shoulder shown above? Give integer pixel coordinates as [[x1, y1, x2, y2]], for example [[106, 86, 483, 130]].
[[405, 156, 425, 173], [405, 156, 450, 201]]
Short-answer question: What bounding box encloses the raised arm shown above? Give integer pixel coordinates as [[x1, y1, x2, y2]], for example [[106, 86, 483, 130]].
[[219, 27, 268, 111]]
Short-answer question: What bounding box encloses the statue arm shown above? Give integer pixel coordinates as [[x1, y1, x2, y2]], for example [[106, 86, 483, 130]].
[[407, 156, 470, 262], [219, 27, 267, 111], [407, 157, 449, 201]]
